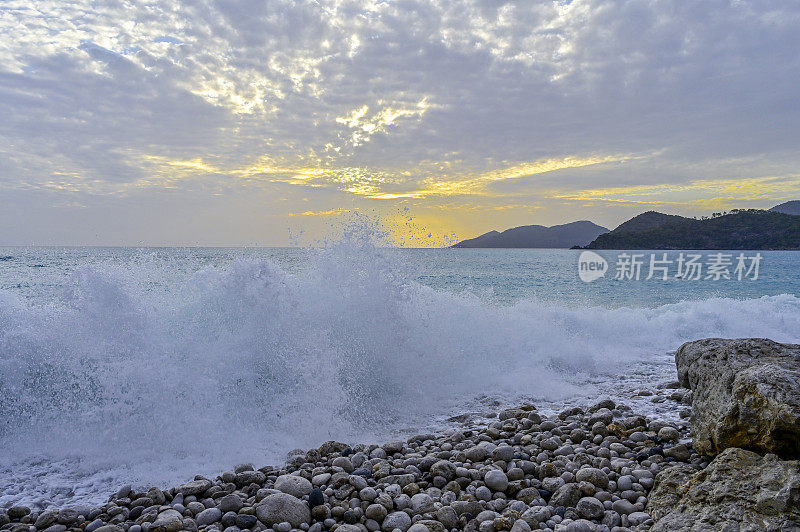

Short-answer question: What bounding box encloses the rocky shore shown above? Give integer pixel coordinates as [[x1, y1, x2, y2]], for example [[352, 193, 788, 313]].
[[2, 338, 799, 532]]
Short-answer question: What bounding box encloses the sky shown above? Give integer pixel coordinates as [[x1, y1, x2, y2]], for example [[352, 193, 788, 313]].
[[1, 0, 799, 246]]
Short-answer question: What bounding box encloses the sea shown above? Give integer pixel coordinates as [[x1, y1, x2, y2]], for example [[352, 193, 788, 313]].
[[1, 238, 800, 509]]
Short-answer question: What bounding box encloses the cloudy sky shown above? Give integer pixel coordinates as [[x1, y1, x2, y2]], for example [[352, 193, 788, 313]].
[[1, 0, 799, 245]]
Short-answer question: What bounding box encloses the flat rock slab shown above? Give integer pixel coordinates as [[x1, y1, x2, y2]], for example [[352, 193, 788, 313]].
[[676, 338, 800, 457]]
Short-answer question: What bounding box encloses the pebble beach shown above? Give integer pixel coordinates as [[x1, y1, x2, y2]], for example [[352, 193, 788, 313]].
[[0, 386, 700, 532]]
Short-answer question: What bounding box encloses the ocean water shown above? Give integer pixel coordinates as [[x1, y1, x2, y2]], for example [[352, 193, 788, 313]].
[[1, 238, 800, 509]]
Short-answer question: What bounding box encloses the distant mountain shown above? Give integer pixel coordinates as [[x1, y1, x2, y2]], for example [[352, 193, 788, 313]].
[[452, 221, 609, 248], [612, 211, 691, 233], [770, 201, 800, 216], [585, 209, 800, 250]]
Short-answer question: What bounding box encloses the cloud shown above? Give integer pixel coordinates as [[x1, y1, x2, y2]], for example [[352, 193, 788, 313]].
[[1, 0, 799, 244]]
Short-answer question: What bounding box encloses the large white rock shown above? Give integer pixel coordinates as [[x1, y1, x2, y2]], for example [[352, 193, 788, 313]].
[[676, 338, 800, 457]]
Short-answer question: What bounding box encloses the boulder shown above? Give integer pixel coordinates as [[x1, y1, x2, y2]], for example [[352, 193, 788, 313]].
[[647, 447, 800, 530], [676, 338, 800, 457], [256, 493, 311, 527]]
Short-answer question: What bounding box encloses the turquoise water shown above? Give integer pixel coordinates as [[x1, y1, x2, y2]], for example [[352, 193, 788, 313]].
[[2, 247, 795, 306], [1, 244, 799, 508]]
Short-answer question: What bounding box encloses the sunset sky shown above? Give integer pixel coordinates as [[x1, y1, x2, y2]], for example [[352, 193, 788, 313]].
[[1, 0, 799, 246]]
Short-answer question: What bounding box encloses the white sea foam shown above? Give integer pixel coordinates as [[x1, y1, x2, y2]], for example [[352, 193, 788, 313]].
[[2, 236, 800, 508]]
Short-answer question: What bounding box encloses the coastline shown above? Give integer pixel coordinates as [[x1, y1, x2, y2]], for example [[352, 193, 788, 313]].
[[1, 389, 698, 532], [3, 338, 800, 532]]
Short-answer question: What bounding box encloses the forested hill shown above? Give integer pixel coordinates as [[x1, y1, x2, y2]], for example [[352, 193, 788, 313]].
[[584, 209, 800, 250]]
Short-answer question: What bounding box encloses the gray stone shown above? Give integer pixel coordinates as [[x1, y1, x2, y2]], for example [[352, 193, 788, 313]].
[[255, 493, 310, 528], [365, 503, 387, 522], [56, 508, 79, 525], [452, 500, 484, 516], [381, 511, 412, 532], [311, 473, 331, 486], [520, 506, 551, 527], [8, 506, 30, 519], [648, 447, 800, 530], [34, 511, 58, 529], [616, 475, 634, 492], [84, 519, 104, 532], [509, 519, 531, 532], [576, 497, 604, 519], [411, 521, 446, 532], [611, 499, 637, 515], [196, 508, 223, 526], [274, 474, 313, 497], [664, 443, 691, 462], [627, 511, 652, 526], [657, 426, 679, 443], [235, 470, 266, 486], [550, 483, 582, 508], [332, 456, 354, 473], [676, 338, 800, 457], [150, 509, 184, 532], [349, 474, 368, 490], [410, 493, 434, 514], [234, 514, 257, 529], [574, 468, 609, 489], [484, 469, 509, 491], [564, 520, 593, 532], [383, 441, 405, 454], [217, 494, 244, 513], [492, 445, 515, 462], [429, 460, 457, 481], [179, 479, 212, 496], [435, 506, 458, 529], [465, 446, 488, 462]]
